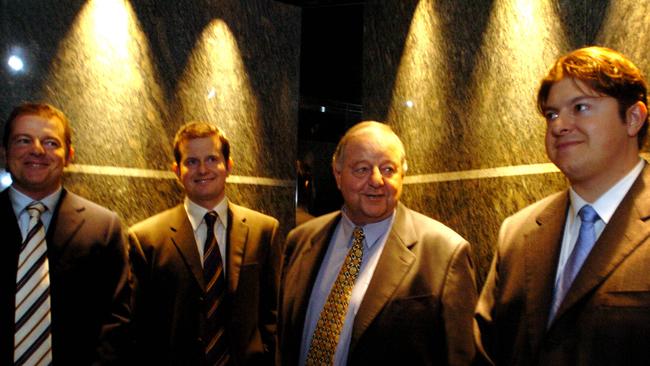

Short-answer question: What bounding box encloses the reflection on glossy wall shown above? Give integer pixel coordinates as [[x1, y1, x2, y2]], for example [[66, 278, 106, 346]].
[[0, 0, 300, 234], [45, 0, 171, 170], [364, 0, 650, 283]]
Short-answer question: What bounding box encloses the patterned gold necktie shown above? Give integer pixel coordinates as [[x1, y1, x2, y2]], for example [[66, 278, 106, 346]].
[[306, 226, 365, 365], [15, 201, 52, 366]]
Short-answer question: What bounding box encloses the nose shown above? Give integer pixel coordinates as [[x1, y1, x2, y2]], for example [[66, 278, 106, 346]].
[[549, 111, 573, 136], [30, 140, 46, 155], [197, 161, 208, 173], [368, 166, 384, 187]]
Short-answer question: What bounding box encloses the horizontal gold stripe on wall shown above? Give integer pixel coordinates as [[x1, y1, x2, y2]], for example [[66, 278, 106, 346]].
[[64, 164, 294, 187], [403, 163, 561, 184]]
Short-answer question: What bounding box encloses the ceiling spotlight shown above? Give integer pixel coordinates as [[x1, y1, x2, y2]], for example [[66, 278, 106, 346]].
[[320, 106, 326, 113], [0, 170, 12, 189], [7, 55, 24, 72], [405, 100, 414, 108]]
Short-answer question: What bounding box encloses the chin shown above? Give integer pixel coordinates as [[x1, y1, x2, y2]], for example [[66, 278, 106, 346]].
[[362, 210, 387, 220]]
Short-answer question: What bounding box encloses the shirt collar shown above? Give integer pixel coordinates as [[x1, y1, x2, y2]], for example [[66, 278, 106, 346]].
[[9, 186, 62, 216], [340, 209, 396, 249], [184, 196, 229, 231], [569, 158, 645, 224]]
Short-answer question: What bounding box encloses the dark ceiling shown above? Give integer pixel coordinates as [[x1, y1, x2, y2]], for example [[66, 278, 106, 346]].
[[273, 0, 364, 105], [275, 0, 364, 142], [276, 0, 364, 7]]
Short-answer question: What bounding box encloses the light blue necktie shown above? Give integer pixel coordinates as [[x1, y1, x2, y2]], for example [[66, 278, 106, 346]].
[[548, 205, 600, 324]]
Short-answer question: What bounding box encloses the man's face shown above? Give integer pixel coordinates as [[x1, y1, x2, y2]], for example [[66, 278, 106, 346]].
[[174, 135, 232, 209], [542, 77, 644, 196], [3, 114, 71, 200], [333, 129, 404, 225]]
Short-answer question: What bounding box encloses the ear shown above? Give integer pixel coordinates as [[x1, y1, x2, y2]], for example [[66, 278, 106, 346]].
[[225, 158, 234, 176], [65, 146, 75, 166], [172, 162, 181, 179], [626, 101, 648, 137], [332, 163, 342, 190]]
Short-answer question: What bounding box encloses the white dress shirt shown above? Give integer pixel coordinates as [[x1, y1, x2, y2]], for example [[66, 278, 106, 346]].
[[299, 210, 395, 366], [554, 159, 645, 287], [183, 196, 229, 272]]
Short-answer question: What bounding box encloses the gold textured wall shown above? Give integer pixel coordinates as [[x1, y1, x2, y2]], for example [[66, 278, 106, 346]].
[[0, 0, 300, 235], [364, 0, 650, 283]]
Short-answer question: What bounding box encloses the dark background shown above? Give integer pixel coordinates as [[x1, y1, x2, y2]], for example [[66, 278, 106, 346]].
[[281, 0, 365, 217]]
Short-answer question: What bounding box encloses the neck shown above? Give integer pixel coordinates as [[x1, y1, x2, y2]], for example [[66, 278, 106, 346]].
[[572, 157, 641, 202], [190, 194, 225, 211], [12, 185, 61, 201]]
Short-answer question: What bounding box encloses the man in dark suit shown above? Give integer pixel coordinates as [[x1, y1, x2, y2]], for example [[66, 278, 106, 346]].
[[0, 102, 131, 365], [279, 121, 478, 365], [475, 46, 650, 365], [129, 121, 281, 365]]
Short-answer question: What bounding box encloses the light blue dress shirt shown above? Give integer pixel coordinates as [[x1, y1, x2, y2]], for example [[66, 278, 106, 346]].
[[299, 210, 395, 366], [9, 186, 62, 240]]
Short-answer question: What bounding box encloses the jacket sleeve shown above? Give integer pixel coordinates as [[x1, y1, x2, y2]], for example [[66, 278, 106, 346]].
[[95, 214, 134, 365], [441, 241, 480, 366]]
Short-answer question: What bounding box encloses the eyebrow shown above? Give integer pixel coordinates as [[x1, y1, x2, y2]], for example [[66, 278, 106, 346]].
[[543, 94, 603, 111], [9, 134, 35, 142]]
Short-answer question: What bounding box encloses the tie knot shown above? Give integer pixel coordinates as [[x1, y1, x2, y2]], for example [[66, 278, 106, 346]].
[[352, 226, 365, 242], [204, 211, 218, 227], [26, 202, 46, 219], [579, 205, 599, 224]]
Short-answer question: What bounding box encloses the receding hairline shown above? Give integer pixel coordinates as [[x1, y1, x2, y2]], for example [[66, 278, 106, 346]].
[[332, 121, 406, 171]]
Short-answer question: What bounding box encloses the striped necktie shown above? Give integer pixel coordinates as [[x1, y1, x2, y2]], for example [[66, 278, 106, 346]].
[[14, 201, 52, 366], [306, 226, 365, 365], [203, 211, 229, 365]]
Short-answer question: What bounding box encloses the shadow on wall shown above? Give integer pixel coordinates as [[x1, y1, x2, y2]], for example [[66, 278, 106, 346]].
[[0, 0, 299, 235]]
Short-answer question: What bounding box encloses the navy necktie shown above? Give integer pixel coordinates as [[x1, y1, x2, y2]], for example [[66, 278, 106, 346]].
[[549, 204, 600, 324], [203, 211, 229, 365]]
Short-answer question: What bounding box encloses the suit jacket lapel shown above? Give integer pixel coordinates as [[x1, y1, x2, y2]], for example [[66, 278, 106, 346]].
[[0, 189, 21, 363], [227, 203, 248, 294], [525, 191, 568, 349], [350, 203, 416, 351], [555, 166, 650, 321], [49, 189, 84, 270], [168, 205, 205, 291], [0, 189, 21, 264], [289, 213, 340, 343]]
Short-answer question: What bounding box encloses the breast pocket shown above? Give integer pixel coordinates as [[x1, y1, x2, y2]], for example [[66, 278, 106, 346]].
[[599, 290, 650, 308], [598, 249, 650, 308], [384, 294, 440, 331]]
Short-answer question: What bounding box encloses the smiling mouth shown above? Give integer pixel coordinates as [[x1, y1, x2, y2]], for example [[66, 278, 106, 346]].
[[555, 140, 582, 150], [364, 193, 384, 199], [194, 177, 215, 184]]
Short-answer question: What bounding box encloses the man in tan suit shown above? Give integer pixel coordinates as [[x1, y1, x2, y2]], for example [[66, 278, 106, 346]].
[[129, 122, 281, 365], [279, 121, 478, 365], [475, 47, 650, 365]]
